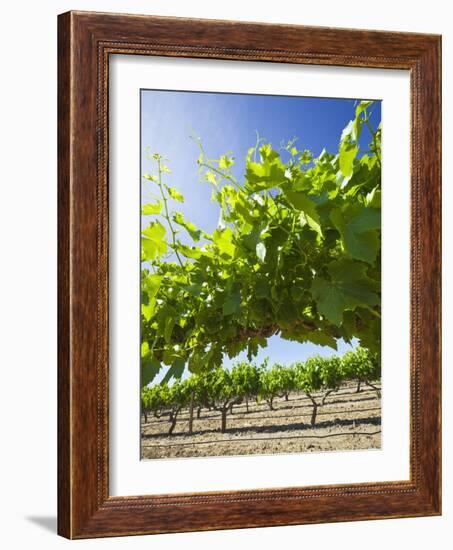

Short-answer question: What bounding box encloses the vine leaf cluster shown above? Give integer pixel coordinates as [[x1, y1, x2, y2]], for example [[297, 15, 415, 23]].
[[140, 101, 381, 385]]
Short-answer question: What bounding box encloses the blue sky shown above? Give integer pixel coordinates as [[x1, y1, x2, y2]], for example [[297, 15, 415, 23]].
[[141, 89, 381, 374]]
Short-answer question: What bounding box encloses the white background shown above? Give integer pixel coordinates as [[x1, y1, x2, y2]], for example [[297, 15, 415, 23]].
[[0, 1, 450, 548], [110, 56, 410, 495]]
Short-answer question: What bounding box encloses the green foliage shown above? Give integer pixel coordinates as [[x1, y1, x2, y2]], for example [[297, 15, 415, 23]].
[[141, 379, 191, 434], [205, 368, 237, 403], [293, 355, 345, 396], [294, 357, 323, 394], [142, 201, 163, 215], [319, 355, 343, 390], [341, 346, 380, 383], [141, 101, 381, 383], [172, 211, 202, 241], [166, 186, 184, 202], [230, 361, 261, 399], [311, 258, 380, 326], [258, 362, 295, 409], [141, 221, 167, 260]]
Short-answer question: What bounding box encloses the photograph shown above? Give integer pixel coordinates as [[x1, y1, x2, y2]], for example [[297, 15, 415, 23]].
[[48, 6, 441, 540], [139, 90, 382, 460]]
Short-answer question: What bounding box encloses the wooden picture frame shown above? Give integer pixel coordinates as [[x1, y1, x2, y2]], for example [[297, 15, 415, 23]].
[[58, 10, 441, 539]]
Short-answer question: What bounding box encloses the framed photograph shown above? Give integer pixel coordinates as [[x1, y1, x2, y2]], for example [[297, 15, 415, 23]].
[[58, 11, 441, 538]]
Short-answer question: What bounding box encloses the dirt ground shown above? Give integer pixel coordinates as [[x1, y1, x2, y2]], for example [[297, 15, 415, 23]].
[[141, 381, 381, 459]]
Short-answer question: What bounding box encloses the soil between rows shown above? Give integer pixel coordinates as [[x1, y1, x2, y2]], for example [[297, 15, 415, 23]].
[[140, 381, 381, 459]]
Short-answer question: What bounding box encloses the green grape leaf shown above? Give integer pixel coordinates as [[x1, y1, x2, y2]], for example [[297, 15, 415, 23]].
[[187, 351, 202, 374], [164, 316, 175, 344], [311, 258, 379, 325], [143, 274, 163, 298], [219, 155, 235, 170], [310, 278, 345, 326], [283, 190, 323, 237], [213, 227, 235, 258], [182, 282, 203, 296], [339, 141, 358, 178], [305, 331, 338, 350], [177, 244, 206, 260], [173, 212, 202, 241], [349, 206, 381, 234], [366, 186, 381, 208], [143, 173, 157, 182], [205, 171, 217, 185], [166, 186, 185, 202], [141, 299, 156, 321], [141, 341, 150, 358], [142, 201, 163, 215], [162, 358, 186, 384], [141, 355, 161, 386], [223, 287, 242, 315], [330, 208, 380, 264], [245, 156, 286, 191], [355, 100, 373, 117], [141, 274, 162, 321], [141, 221, 167, 260]]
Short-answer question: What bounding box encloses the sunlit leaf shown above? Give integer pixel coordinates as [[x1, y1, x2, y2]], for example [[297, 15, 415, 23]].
[[205, 171, 217, 185], [166, 186, 185, 202], [339, 141, 358, 178], [142, 201, 163, 215], [219, 155, 234, 170], [141, 221, 167, 260], [213, 227, 235, 258], [173, 211, 202, 241]]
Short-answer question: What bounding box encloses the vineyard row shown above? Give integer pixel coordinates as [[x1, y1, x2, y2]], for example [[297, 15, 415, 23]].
[[141, 347, 380, 435]]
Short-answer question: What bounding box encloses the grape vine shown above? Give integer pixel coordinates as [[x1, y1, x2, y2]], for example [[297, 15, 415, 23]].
[[141, 100, 381, 385]]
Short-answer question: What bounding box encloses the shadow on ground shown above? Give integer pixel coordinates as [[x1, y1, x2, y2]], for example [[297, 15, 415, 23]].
[[143, 414, 382, 439], [26, 516, 57, 534]]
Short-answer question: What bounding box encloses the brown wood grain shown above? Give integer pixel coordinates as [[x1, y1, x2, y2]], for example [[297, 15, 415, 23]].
[[57, 10, 441, 539]]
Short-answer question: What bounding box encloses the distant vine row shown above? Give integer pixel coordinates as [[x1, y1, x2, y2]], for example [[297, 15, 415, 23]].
[[141, 347, 380, 435]]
